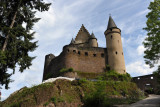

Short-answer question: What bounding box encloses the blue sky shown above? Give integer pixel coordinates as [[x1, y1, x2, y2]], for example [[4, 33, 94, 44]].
[[1, 0, 157, 101]]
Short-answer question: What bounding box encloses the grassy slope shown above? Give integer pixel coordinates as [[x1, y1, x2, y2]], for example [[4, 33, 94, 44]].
[[0, 79, 145, 107]]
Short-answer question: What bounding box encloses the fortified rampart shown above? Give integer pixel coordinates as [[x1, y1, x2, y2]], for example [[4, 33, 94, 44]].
[[43, 45, 107, 80]]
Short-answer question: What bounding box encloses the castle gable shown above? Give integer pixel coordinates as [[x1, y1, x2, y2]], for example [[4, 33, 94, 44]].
[[75, 24, 90, 44]]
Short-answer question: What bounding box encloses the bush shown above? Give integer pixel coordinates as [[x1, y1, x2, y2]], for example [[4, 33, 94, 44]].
[[59, 68, 73, 73], [99, 70, 131, 82]]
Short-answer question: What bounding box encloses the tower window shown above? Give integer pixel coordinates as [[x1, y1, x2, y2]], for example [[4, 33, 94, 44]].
[[118, 40, 119, 43], [111, 35, 112, 39], [73, 50, 76, 53], [122, 52, 123, 55], [115, 51, 118, 54], [101, 53, 104, 57], [124, 70, 125, 72], [78, 51, 80, 55], [85, 52, 88, 56], [93, 54, 96, 57], [67, 49, 69, 52]]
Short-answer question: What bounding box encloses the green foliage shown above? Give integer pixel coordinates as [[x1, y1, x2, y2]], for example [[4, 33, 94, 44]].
[[60, 68, 73, 73], [43, 102, 49, 106], [0, 0, 51, 89], [82, 80, 145, 107], [99, 70, 131, 82], [143, 0, 160, 69], [50, 97, 57, 104], [153, 66, 160, 94]]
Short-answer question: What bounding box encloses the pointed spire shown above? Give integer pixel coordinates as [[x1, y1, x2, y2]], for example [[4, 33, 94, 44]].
[[107, 16, 117, 30], [90, 32, 96, 38], [70, 38, 75, 44]]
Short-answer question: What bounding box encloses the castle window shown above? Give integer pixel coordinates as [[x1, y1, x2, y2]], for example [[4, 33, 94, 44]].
[[67, 49, 69, 52], [85, 52, 88, 56], [138, 77, 140, 80], [101, 53, 104, 57], [122, 52, 123, 55], [93, 54, 96, 57], [124, 70, 125, 72], [73, 50, 76, 53], [111, 35, 112, 39], [115, 51, 118, 54], [118, 40, 119, 43], [78, 51, 80, 55]]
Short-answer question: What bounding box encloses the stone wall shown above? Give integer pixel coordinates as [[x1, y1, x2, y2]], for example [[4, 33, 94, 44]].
[[132, 74, 158, 93], [43, 45, 108, 81]]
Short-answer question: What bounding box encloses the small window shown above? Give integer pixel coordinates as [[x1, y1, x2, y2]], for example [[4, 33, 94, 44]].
[[85, 52, 88, 56], [122, 52, 123, 55], [101, 53, 104, 57], [124, 70, 125, 72], [78, 51, 80, 55], [151, 77, 153, 79], [118, 40, 119, 43], [73, 50, 76, 53], [111, 35, 112, 39], [93, 54, 96, 57], [115, 51, 118, 54], [138, 77, 140, 80]]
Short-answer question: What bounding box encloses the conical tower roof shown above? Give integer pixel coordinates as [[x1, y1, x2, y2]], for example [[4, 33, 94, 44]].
[[90, 32, 96, 38], [70, 38, 75, 44], [107, 16, 117, 29]]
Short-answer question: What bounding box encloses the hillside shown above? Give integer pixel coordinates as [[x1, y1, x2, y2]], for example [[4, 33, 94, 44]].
[[0, 78, 145, 107]]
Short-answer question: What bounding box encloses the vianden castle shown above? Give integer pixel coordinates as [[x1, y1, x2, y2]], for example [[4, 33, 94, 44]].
[[43, 16, 126, 81]]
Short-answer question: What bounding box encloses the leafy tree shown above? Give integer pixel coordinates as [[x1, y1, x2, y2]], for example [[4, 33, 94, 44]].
[[0, 0, 51, 89], [143, 0, 160, 94], [143, 0, 160, 70]]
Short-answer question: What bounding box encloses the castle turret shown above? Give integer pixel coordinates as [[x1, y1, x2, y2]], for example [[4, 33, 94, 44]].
[[89, 32, 98, 47], [43, 54, 55, 81], [104, 16, 126, 74]]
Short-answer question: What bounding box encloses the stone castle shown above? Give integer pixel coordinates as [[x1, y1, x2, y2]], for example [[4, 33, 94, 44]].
[[43, 16, 126, 81]]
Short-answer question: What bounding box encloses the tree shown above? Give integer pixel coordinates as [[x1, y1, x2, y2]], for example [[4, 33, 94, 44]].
[[0, 0, 51, 89], [143, 0, 160, 70]]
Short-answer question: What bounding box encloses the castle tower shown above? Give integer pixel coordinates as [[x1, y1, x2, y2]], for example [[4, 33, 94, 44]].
[[89, 32, 98, 47], [43, 54, 55, 81], [104, 16, 126, 74]]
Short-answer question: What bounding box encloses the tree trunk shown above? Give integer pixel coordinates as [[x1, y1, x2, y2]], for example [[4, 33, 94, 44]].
[[2, 11, 17, 51]]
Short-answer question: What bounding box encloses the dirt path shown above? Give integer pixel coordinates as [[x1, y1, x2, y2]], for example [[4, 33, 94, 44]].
[[129, 94, 160, 107]]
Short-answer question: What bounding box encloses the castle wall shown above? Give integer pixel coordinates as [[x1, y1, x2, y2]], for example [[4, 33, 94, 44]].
[[43, 45, 107, 81], [43, 52, 66, 80], [64, 46, 106, 73], [132, 74, 158, 93]]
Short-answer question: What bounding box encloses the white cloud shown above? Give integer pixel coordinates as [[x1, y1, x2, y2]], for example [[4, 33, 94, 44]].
[[137, 45, 145, 56], [126, 61, 155, 77]]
